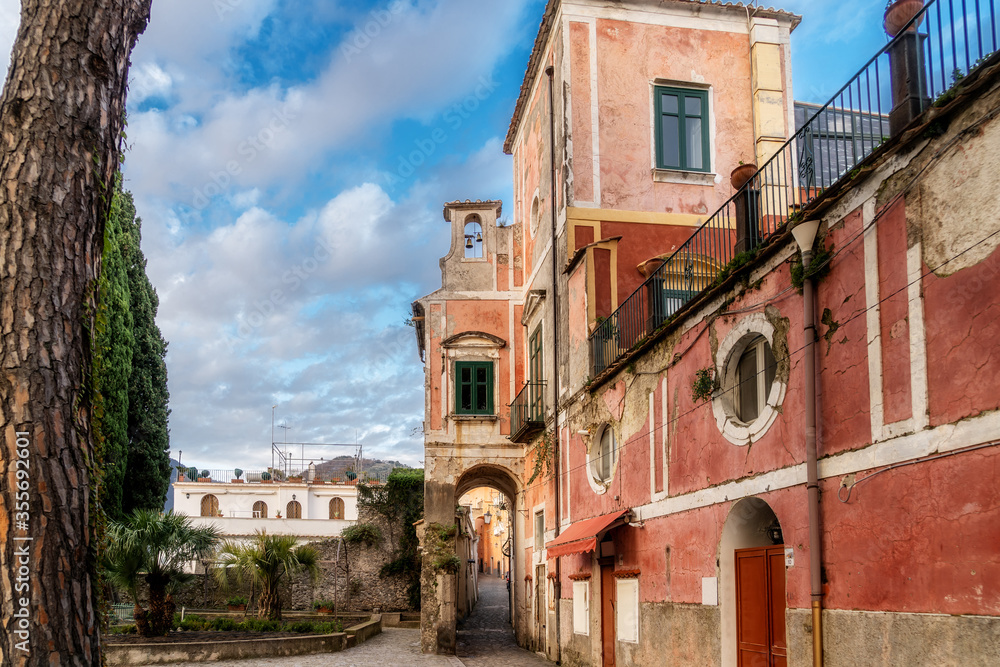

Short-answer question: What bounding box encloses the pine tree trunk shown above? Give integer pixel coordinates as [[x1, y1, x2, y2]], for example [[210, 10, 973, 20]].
[[0, 1, 152, 664]]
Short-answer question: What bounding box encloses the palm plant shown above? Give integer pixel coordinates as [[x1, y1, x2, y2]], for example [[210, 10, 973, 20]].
[[104, 509, 220, 636], [214, 530, 320, 620]]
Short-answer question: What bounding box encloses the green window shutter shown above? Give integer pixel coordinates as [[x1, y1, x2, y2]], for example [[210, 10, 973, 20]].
[[655, 86, 710, 172], [456, 361, 493, 415]]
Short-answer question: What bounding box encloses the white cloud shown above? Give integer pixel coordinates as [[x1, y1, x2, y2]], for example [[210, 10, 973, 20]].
[[0, 1, 19, 81]]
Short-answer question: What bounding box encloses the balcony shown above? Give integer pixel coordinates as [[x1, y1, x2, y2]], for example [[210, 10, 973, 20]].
[[509, 382, 546, 443], [589, 0, 1000, 378]]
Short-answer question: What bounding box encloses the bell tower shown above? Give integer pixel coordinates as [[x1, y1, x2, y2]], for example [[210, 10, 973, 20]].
[[440, 199, 503, 292]]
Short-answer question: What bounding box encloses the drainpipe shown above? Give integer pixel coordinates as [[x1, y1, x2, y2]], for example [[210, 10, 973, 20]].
[[792, 220, 823, 667], [545, 63, 562, 664]]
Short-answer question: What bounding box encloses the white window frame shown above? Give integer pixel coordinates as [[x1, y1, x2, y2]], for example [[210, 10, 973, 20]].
[[573, 581, 590, 635], [587, 423, 618, 493], [534, 509, 545, 554], [712, 313, 787, 446], [615, 578, 639, 643]]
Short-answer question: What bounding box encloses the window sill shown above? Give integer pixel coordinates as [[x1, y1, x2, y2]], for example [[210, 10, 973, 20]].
[[451, 414, 498, 422], [652, 168, 718, 186]]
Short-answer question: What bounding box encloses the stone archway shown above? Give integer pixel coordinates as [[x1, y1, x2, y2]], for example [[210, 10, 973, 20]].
[[421, 461, 522, 655]]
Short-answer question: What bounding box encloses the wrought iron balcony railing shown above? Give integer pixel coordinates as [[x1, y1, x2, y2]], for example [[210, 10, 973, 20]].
[[509, 382, 546, 443], [590, 0, 999, 376]]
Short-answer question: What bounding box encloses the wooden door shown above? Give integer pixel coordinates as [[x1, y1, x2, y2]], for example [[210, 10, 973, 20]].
[[535, 564, 546, 653], [736, 546, 786, 667], [600, 563, 616, 667]]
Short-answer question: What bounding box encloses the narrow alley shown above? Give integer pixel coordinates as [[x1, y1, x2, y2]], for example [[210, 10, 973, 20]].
[[457, 575, 551, 667]]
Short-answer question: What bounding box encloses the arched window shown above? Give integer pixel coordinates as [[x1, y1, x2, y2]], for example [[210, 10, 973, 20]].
[[200, 494, 219, 517], [593, 425, 617, 484], [464, 217, 483, 258], [253, 501, 268, 518], [329, 497, 345, 519], [286, 500, 302, 519]]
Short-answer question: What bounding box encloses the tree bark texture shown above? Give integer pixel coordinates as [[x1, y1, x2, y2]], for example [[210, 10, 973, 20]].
[[0, 1, 152, 665]]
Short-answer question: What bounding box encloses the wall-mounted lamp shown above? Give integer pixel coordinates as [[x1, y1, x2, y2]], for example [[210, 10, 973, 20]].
[[792, 219, 821, 262], [186, 493, 190, 500], [292, 494, 296, 500], [484, 510, 492, 524]]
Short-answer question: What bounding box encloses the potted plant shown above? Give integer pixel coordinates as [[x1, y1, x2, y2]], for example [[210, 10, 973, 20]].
[[288, 475, 303, 483], [231, 468, 244, 483], [884, 0, 924, 37], [730, 161, 758, 190], [186, 466, 199, 482], [226, 596, 248, 612], [312, 599, 335, 614], [274, 511, 282, 519], [345, 470, 357, 481], [261, 471, 273, 484]]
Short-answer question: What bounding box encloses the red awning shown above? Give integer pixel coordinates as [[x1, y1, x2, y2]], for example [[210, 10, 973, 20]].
[[545, 509, 630, 559]]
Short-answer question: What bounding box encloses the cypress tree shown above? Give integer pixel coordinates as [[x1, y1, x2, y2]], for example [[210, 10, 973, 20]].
[[95, 183, 135, 521], [119, 189, 173, 514]]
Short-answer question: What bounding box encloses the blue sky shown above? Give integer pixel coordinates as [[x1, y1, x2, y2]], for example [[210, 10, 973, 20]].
[[0, 0, 891, 471]]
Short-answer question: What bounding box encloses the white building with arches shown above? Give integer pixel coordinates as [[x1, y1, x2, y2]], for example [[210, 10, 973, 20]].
[[172, 478, 358, 539]]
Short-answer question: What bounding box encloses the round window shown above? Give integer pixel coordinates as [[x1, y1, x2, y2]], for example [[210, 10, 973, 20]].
[[712, 314, 786, 446], [588, 424, 618, 490], [529, 193, 540, 238]]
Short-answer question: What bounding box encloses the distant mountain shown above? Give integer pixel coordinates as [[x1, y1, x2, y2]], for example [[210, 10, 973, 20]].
[[313, 455, 409, 481]]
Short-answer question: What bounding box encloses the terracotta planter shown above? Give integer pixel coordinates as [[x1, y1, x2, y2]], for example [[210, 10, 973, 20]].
[[288, 477, 303, 483], [730, 163, 758, 190], [177, 475, 185, 482], [231, 479, 243, 483], [227, 604, 246, 612], [197, 477, 211, 483], [884, 0, 924, 37], [316, 607, 333, 614], [261, 479, 273, 484]]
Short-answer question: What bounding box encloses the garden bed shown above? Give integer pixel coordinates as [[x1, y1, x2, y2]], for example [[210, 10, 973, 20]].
[[103, 615, 382, 665]]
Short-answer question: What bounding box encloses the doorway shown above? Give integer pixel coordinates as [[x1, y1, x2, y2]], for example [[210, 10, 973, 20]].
[[600, 561, 615, 667], [735, 545, 787, 667], [535, 564, 547, 652]]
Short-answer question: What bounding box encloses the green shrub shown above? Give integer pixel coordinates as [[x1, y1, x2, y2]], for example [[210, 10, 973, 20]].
[[312, 599, 335, 610], [207, 618, 237, 631], [341, 523, 381, 545], [179, 618, 206, 632], [108, 624, 137, 635], [312, 621, 343, 634], [173, 613, 206, 631], [287, 621, 316, 633], [226, 596, 248, 606], [236, 619, 281, 632], [433, 554, 461, 574]]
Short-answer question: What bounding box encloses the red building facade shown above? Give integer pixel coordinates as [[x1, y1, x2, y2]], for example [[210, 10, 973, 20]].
[[416, 1, 1000, 665]]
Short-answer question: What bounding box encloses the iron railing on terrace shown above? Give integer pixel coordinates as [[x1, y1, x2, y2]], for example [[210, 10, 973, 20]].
[[509, 382, 546, 443], [590, 0, 1000, 376], [176, 468, 390, 484]]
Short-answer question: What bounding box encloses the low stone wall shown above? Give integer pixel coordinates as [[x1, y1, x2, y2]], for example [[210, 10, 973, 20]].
[[126, 509, 415, 614], [346, 615, 382, 644], [104, 633, 348, 666]]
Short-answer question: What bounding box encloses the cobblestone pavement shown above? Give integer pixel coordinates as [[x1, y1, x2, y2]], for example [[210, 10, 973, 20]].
[[165, 628, 462, 667], [166, 577, 550, 667], [456, 575, 552, 667]]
